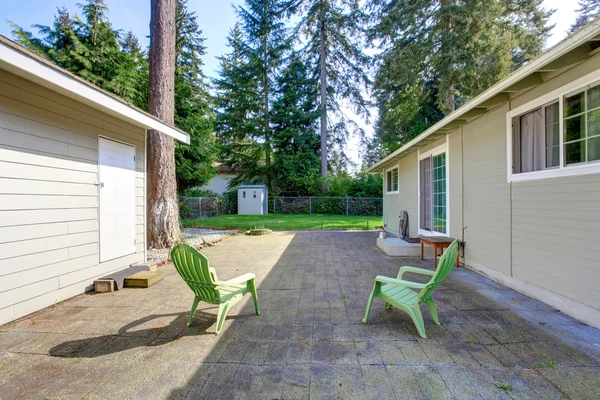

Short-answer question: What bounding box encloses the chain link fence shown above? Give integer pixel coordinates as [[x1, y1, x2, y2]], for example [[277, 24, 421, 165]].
[[270, 196, 383, 216], [180, 195, 383, 218]]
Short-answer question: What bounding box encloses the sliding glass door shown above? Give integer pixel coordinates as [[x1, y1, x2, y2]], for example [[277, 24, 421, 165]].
[[420, 152, 447, 235]]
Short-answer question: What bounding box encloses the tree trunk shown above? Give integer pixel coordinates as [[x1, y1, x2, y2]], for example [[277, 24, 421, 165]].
[[319, 4, 328, 183], [147, 0, 179, 249]]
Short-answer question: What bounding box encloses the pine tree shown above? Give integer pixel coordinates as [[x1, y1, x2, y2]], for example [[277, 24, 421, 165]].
[[173, 0, 217, 193], [213, 24, 265, 187], [569, 0, 600, 34], [367, 0, 554, 152], [270, 53, 322, 195], [289, 0, 371, 181], [236, 0, 289, 176], [11, 1, 146, 107]]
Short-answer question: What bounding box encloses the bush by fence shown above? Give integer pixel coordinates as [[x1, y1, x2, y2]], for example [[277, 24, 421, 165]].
[[180, 195, 383, 218]]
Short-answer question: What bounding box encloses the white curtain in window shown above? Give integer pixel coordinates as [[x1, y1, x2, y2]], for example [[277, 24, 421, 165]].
[[520, 108, 544, 173]]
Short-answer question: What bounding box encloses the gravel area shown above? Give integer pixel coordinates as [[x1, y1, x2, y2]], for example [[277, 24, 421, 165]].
[[147, 228, 238, 264]]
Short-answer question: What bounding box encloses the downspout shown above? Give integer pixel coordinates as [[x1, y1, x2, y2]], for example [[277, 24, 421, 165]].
[[508, 100, 514, 278], [461, 126, 466, 266]]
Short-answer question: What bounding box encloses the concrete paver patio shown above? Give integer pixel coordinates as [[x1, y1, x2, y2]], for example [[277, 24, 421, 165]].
[[1, 231, 599, 399]]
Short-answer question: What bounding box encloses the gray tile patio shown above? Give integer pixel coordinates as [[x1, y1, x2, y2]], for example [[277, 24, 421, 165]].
[[0, 231, 599, 399]]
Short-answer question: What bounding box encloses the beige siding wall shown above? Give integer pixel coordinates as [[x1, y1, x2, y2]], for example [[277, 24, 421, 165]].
[[447, 129, 462, 240], [0, 70, 146, 325], [462, 104, 512, 275], [511, 175, 600, 311], [374, 54, 600, 326], [398, 152, 419, 238], [383, 164, 400, 234], [506, 56, 600, 313]]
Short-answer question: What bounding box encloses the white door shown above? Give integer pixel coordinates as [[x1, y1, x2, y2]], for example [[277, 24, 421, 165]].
[[99, 137, 136, 262]]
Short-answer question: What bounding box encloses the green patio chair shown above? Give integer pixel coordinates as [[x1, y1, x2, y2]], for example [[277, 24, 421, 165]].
[[362, 239, 460, 338], [170, 243, 259, 334]]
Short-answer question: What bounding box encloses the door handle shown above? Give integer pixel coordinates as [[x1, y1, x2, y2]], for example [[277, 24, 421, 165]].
[[94, 181, 104, 188]]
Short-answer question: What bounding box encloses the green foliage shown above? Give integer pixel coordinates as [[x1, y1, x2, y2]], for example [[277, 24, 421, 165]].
[[534, 361, 555, 369], [323, 171, 382, 198], [182, 188, 219, 197], [289, 0, 371, 173], [174, 0, 217, 193], [270, 53, 322, 195], [222, 189, 239, 214], [213, 23, 266, 187], [11, 1, 147, 108], [214, 0, 291, 189], [493, 382, 513, 392], [365, 0, 555, 155], [569, 0, 600, 34]]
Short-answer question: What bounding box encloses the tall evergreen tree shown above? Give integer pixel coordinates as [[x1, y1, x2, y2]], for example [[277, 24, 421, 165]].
[[270, 54, 322, 195], [289, 0, 371, 180], [213, 24, 265, 187], [11, 1, 146, 106], [236, 0, 289, 174], [569, 0, 600, 34], [173, 0, 216, 193], [213, 0, 289, 188], [367, 0, 554, 152]]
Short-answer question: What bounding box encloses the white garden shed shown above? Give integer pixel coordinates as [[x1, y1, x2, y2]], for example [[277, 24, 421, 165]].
[[0, 36, 190, 325], [237, 185, 268, 215]]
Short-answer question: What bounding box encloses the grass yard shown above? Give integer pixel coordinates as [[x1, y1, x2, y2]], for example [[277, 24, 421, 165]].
[[182, 214, 383, 231]]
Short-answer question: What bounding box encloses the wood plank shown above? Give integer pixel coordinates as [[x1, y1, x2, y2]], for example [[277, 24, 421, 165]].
[[0, 194, 98, 211], [124, 271, 163, 288], [0, 208, 98, 227]]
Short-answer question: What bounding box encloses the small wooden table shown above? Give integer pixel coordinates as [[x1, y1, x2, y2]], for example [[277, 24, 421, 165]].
[[420, 236, 460, 268]]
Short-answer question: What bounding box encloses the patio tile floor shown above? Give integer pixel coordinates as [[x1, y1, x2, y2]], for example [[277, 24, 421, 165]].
[[0, 231, 599, 399]]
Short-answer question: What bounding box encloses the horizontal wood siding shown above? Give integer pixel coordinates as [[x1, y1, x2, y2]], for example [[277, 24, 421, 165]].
[[447, 129, 462, 240], [462, 104, 512, 275], [511, 175, 600, 310], [398, 152, 418, 238], [0, 69, 146, 324]]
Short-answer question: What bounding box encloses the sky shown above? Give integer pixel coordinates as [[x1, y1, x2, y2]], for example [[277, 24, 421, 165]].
[[0, 0, 580, 167]]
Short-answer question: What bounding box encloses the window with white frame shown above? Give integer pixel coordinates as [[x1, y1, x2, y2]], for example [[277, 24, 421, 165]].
[[509, 78, 600, 181], [512, 101, 559, 173], [386, 168, 398, 193], [564, 85, 600, 164], [419, 145, 448, 235]]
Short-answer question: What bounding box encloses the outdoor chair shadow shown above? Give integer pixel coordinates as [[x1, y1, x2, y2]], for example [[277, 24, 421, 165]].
[[47, 310, 241, 358]]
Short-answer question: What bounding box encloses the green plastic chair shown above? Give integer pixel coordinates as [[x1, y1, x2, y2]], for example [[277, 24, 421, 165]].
[[362, 239, 460, 338], [170, 243, 259, 334]]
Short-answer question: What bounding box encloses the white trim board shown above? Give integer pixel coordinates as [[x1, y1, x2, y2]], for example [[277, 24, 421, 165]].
[[417, 139, 450, 237], [464, 261, 600, 330], [506, 68, 600, 182], [385, 166, 399, 194], [0, 40, 190, 144]]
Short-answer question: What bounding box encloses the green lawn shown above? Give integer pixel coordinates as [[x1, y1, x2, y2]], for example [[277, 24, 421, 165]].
[[182, 214, 383, 231]]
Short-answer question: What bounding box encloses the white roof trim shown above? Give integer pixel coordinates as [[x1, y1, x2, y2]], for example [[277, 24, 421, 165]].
[[368, 19, 600, 172], [0, 39, 190, 144]]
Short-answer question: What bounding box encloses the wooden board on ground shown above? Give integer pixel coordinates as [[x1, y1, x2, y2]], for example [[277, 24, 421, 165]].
[[124, 270, 163, 288]]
